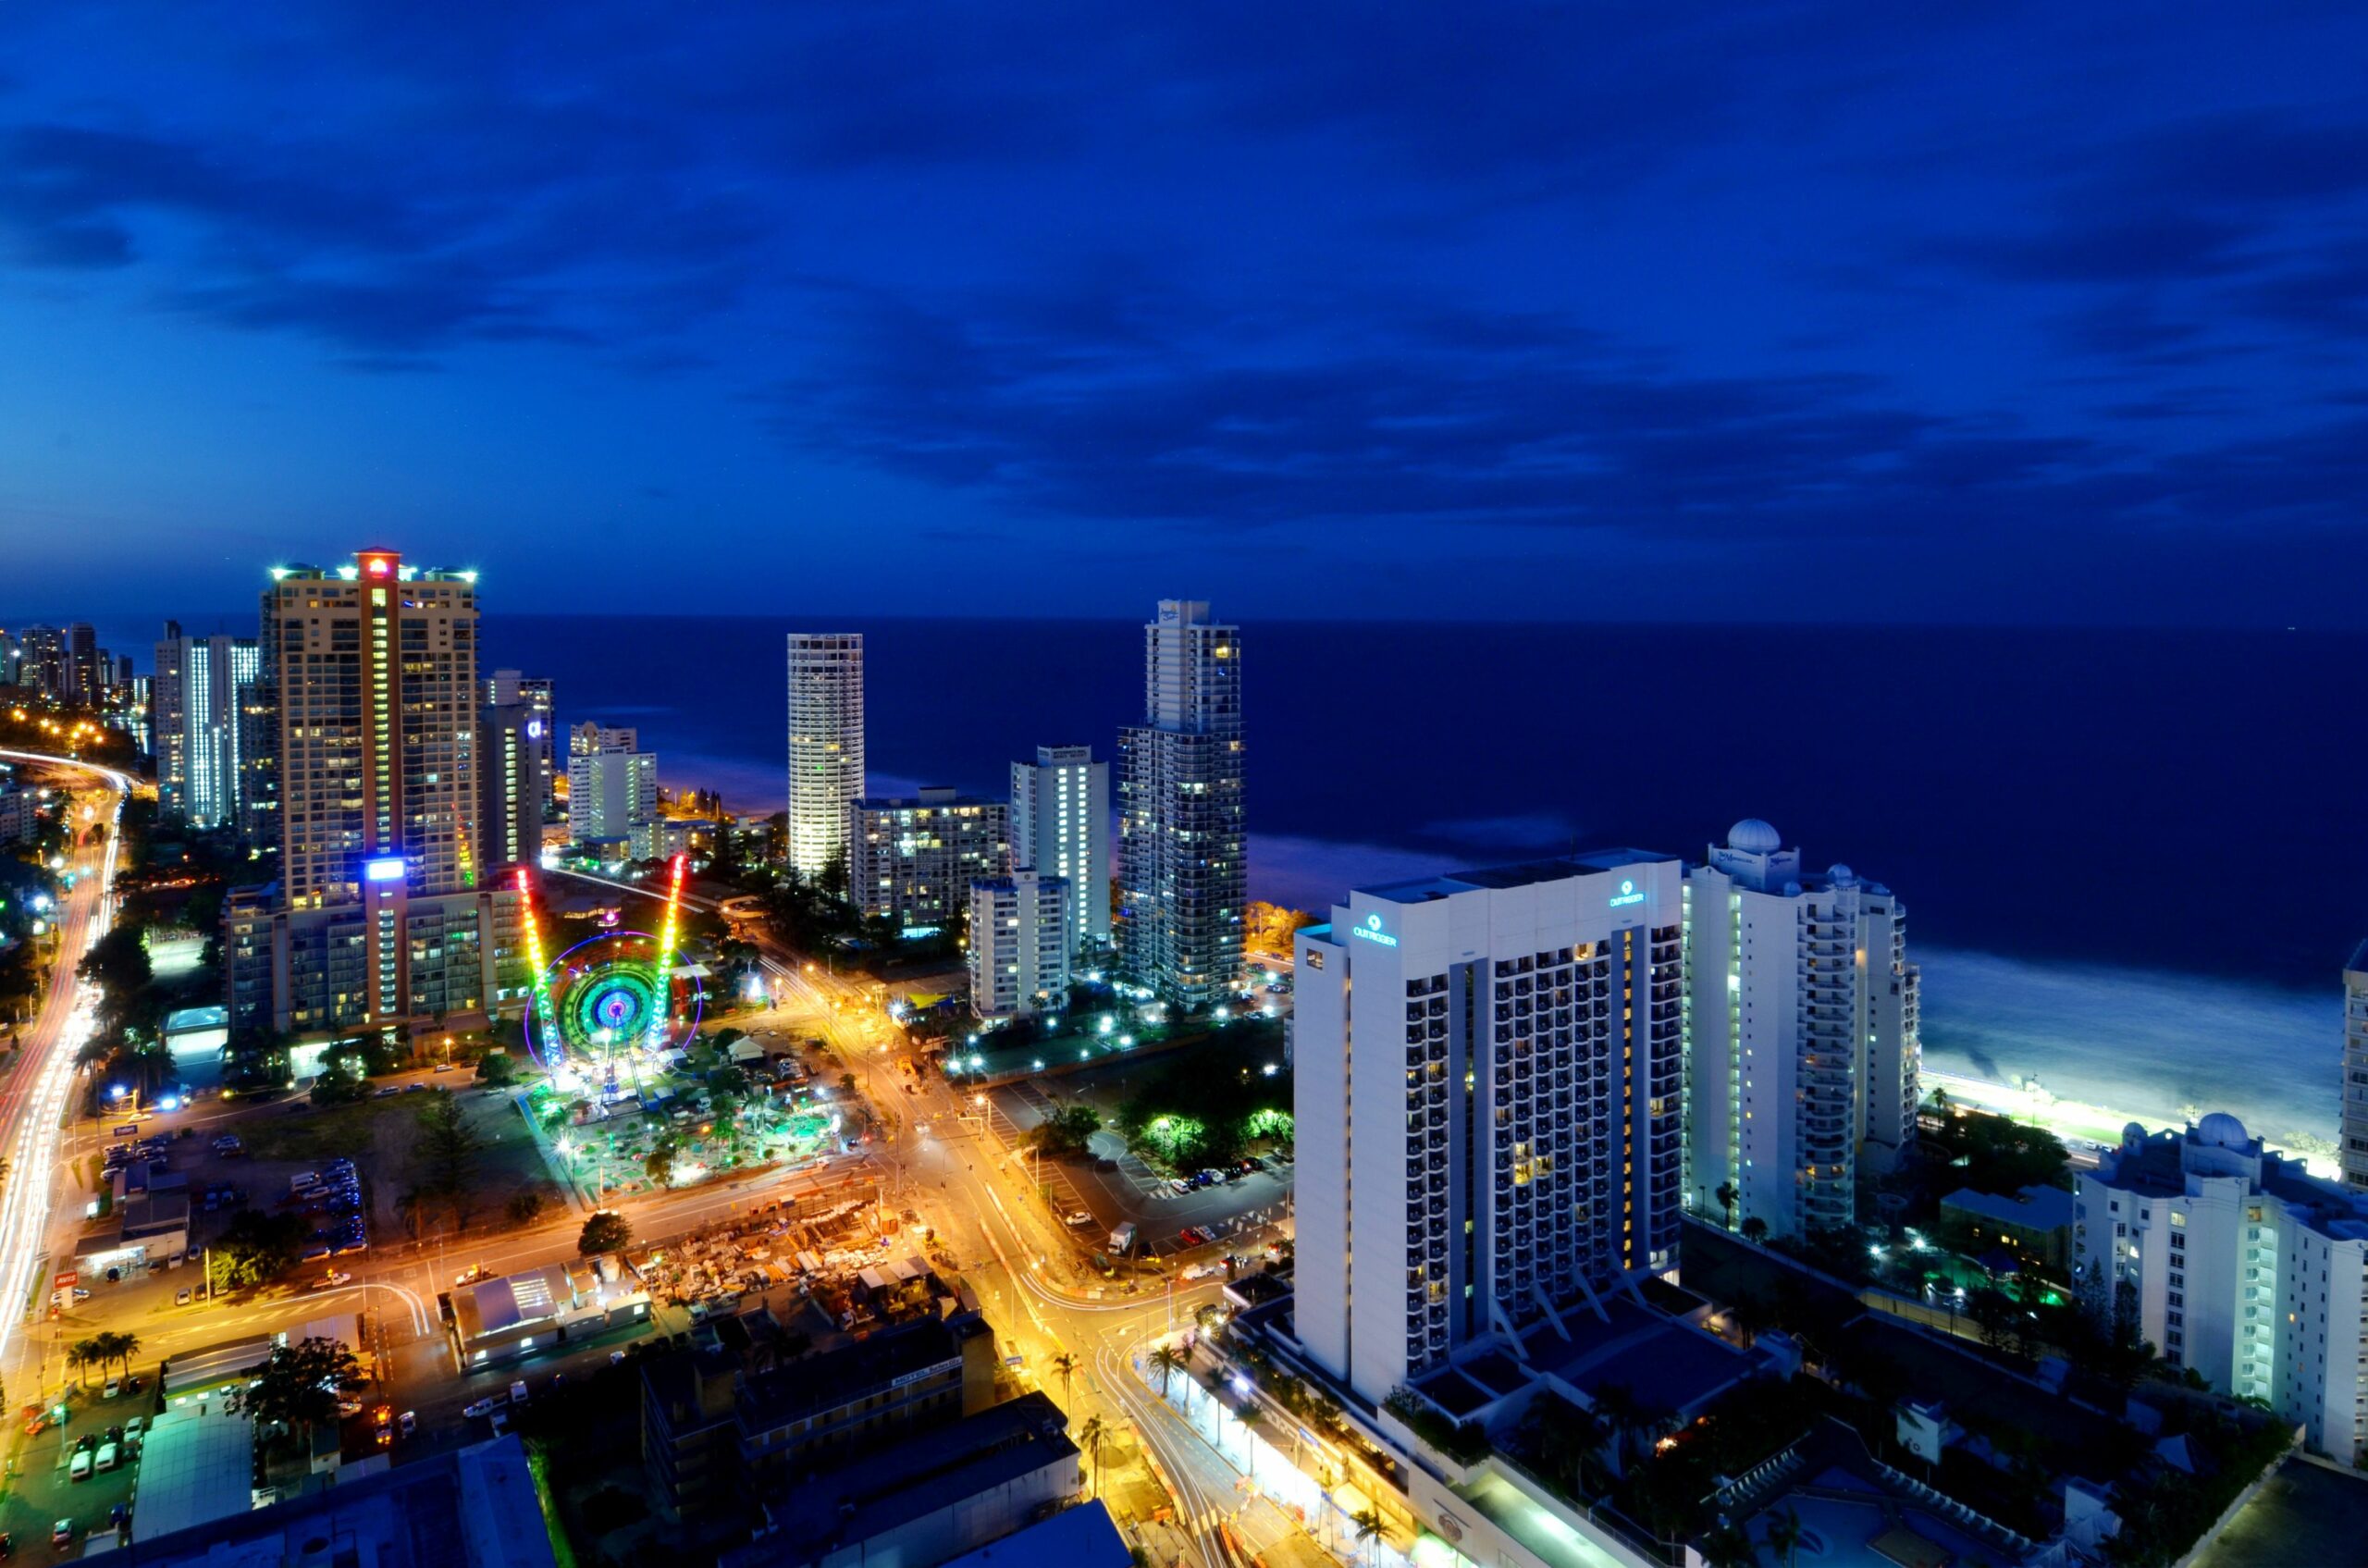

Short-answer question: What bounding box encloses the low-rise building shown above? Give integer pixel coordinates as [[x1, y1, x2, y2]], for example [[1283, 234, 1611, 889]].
[[2077, 1113, 2368, 1463], [722, 1392, 1082, 1568], [450, 1254, 651, 1369], [642, 1310, 999, 1527], [1940, 1183, 2076, 1270]]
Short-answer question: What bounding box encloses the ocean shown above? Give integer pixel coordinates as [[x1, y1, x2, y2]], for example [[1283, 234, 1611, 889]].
[[104, 611, 2368, 1147]]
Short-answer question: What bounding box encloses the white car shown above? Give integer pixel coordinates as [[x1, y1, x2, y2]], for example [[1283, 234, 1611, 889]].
[[461, 1394, 509, 1419], [311, 1270, 353, 1290]]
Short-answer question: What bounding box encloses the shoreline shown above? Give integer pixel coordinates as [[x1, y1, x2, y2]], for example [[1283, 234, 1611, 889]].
[[1924, 1068, 2334, 1177]]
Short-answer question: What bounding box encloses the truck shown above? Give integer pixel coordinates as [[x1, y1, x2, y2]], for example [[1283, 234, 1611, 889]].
[[1109, 1222, 1138, 1255]]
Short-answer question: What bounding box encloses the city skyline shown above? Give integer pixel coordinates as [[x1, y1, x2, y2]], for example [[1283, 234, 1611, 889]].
[[5, 7, 2368, 626]]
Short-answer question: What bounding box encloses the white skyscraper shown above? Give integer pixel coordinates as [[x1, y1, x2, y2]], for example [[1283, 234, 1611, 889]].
[[1683, 819, 1918, 1241], [2343, 943, 2368, 1193], [1011, 745, 1109, 957], [2078, 1116, 2368, 1463], [968, 870, 1074, 1019], [1293, 852, 1687, 1403], [1117, 600, 1244, 1007], [785, 633, 865, 882], [154, 623, 261, 833]]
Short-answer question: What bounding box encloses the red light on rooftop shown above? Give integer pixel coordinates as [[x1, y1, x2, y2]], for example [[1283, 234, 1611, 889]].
[[357, 549, 401, 578]]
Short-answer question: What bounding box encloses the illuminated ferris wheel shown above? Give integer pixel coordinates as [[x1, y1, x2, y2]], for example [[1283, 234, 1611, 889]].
[[514, 857, 702, 1077]]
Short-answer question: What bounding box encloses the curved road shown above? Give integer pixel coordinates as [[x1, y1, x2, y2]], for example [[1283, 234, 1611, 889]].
[[0, 749, 135, 1414]]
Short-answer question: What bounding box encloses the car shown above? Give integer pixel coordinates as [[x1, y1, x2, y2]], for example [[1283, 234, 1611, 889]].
[[405, 1082, 427, 1093], [461, 1394, 508, 1419], [433, 1062, 456, 1072], [50, 1522, 70, 1549], [1063, 1210, 1093, 1228], [94, 1441, 119, 1474], [311, 1271, 353, 1290], [107, 1503, 129, 1528], [101, 1379, 120, 1401], [488, 1410, 511, 1436], [73, 1435, 97, 1454], [610, 1350, 627, 1365], [124, 1416, 145, 1438], [127, 1376, 144, 1394], [336, 1399, 364, 1418], [1178, 1226, 1210, 1247], [68, 1451, 92, 1483], [104, 1426, 122, 1446], [398, 1410, 416, 1438], [510, 1379, 529, 1404], [455, 1265, 489, 1286], [373, 1404, 394, 1427], [374, 1085, 400, 1097]]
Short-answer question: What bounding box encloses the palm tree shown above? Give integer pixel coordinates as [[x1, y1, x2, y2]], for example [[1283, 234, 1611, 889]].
[[1235, 1401, 1263, 1487], [1699, 1524, 1761, 1568], [1765, 1507, 1804, 1568], [1591, 1384, 1645, 1470], [108, 1330, 141, 1380], [1049, 1351, 1079, 1412], [1079, 1414, 1107, 1497], [1352, 1507, 1388, 1568], [1149, 1343, 1189, 1399], [66, 1341, 94, 1389], [1715, 1181, 1738, 1228]]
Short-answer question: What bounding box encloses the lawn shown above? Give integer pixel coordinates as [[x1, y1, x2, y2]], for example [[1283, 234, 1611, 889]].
[[239, 1094, 433, 1162]]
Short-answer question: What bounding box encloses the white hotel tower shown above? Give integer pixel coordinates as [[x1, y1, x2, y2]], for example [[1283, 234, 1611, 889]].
[[1684, 820, 1919, 1241], [1293, 852, 1685, 1404]]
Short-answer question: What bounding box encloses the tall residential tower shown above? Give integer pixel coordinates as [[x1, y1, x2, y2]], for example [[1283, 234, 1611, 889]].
[[785, 633, 865, 882], [1683, 819, 1919, 1241], [2342, 942, 2368, 1191], [1116, 601, 1244, 1007], [1293, 852, 1687, 1403], [1011, 745, 1110, 957]]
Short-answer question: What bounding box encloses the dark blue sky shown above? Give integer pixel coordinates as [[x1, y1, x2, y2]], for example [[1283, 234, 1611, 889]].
[[6, 4, 2367, 623]]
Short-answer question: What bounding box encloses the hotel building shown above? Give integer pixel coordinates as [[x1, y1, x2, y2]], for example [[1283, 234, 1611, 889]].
[[1683, 819, 1918, 1241], [850, 788, 1009, 932], [224, 549, 524, 1039], [1293, 852, 1686, 1403]]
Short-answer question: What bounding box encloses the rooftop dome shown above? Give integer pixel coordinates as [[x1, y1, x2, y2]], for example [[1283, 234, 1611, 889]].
[[1828, 863, 1856, 887], [2122, 1121, 2148, 1151], [2197, 1111, 2250, 1149], [1727, 818, 1782, 855]]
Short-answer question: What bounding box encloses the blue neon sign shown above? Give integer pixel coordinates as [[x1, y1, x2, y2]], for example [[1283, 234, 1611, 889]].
[[1350, 912, 1400, 948], [1608, 878, 1645, 908], [364, 857, 406, 883]]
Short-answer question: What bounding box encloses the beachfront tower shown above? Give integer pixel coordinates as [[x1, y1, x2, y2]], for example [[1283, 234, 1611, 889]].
[[1683, 819, 1919, 1241], [784, 633, 866, 883]]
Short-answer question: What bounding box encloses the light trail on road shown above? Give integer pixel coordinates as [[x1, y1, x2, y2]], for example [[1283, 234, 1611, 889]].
[[0, 752, 134, 1400]]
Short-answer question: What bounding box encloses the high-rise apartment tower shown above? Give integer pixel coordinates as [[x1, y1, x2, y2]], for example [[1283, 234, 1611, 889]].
[[1011, 745, 1110, 957], [785, 634, 865, 882]]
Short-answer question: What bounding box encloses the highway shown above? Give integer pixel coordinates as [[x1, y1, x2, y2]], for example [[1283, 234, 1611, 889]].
[[0, 749, 134, 1419]]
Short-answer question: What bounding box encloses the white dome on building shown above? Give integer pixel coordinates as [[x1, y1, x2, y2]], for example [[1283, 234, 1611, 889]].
[[2121, 1121, 2148, 1151], [1828, 864, 1856, 887], [2197, 1111, 2250, 1149], [1727, 818, 1782, 854]]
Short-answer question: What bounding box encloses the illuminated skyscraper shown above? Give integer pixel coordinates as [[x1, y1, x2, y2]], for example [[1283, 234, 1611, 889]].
[[1011, 745, 1109, 957], [2341, 943, 2368, 1192], [228, 549, 521, 1038], [1116, 601, 1244, 1007], [488, 670, 558, 822], [785, 633, 865, 882]]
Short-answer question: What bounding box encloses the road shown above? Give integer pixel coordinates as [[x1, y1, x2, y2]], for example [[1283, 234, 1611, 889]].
[[0, 750, 134, 1421]]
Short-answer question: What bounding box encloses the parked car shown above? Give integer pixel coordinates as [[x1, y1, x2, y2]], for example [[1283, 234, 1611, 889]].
[[50, 1521, 71, 1549], [488, 1410, 511, 1436], [398, 1410, 416, 1438], [94, 1442, 120, 1474], [311, 1271, 353, 1290], [460, 1394, 507, 1419], [1063, 1210, 1093, 1228], [68, 1451, 92, 1483], [1178, 1226, 1210, 1247], [101, 1379, 120, 1401], [509, 1379, 529, 1404]]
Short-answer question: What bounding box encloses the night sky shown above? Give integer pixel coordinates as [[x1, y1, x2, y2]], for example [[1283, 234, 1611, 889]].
[[5, 5, 2366, 623]]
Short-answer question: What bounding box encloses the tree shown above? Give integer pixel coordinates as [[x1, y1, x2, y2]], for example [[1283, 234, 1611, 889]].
[[1740, 1216, 1770, 1245], [1049, 1351, 1079, 1411], [1079, 1414, 1107, 1497], [1032, 1105, 1103, 1157], [414, 1090, 485, 1228], [1149, 1344, 1189, 1398], [97, 1330, 140, 1379], [475, 1050, 517, 1087], [579, 1210, 633, 1256], [1765, 1506, 1804, 1568], [227, 1337, 364, 1451], [1352, 1508, 1388, 1568], [1699, 1525, 1761, 1568], [645, 1136, 679, 1187], [217, 1209, 307, 1286], [1715, 1181, 1738, 1228], [506, 1188, 549, 1227], [1236, 1401, 1263, 1485], [68, 1340, 100, 1389]]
